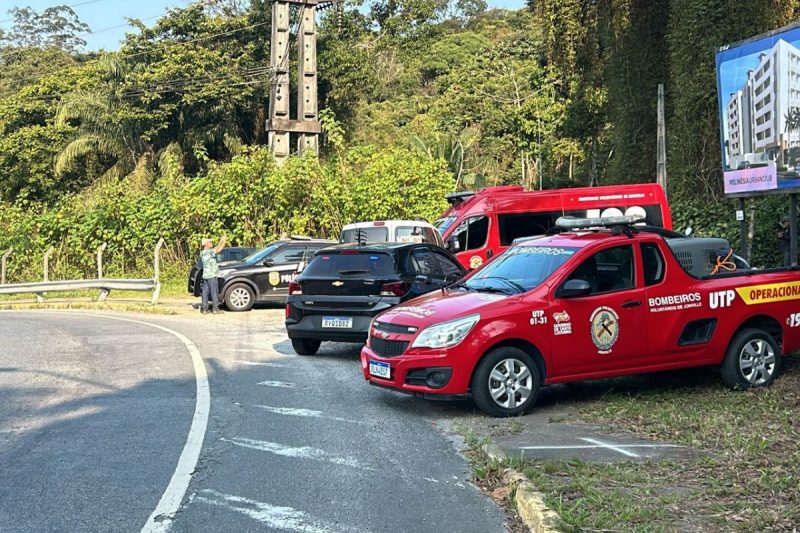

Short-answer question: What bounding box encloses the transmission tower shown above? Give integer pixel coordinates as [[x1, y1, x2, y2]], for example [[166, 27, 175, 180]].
[[267, 0, 326, 163]]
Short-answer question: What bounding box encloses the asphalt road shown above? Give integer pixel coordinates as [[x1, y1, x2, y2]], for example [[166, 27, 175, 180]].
[[0, 310, 507, 533]]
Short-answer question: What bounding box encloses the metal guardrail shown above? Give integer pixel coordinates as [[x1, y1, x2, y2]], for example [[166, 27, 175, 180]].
[[0, 238, 165, 304]]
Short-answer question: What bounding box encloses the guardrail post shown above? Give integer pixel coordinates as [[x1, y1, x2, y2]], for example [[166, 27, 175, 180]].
[[1, 247, 12, 284], [151, 237, 165, 305], [96, 243, 109, 301], [38, 246, 54, 302]]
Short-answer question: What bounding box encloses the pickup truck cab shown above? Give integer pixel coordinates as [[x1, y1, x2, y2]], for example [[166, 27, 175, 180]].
[[361, 216, 800, 416]]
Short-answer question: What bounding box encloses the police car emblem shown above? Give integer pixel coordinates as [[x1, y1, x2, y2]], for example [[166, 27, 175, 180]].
[[268, 271, 280, 286], [590, 306, 619, 354]]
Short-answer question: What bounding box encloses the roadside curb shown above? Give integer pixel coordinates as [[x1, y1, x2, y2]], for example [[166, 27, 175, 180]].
[[482, 443, 560, 533]]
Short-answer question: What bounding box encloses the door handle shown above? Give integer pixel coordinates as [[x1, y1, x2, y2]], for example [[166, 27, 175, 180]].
[[621, 300, 642, 309], [487, 249, 494, 258]]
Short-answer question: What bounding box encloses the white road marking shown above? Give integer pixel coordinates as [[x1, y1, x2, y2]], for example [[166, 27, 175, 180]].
[[423, 477, 439, 483], [43, 313, 210, 533], [254, 404, 362, 424], [519, 439, 684, 458], [234, 360, 286, 367], [221, 437, 370, 469], [580, 437, 640, 458], [258, 380, 296, 388], [194, 490, 335, 533]]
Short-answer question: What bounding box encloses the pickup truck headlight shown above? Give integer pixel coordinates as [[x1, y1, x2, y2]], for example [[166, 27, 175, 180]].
[[411, 314, 480, 349]]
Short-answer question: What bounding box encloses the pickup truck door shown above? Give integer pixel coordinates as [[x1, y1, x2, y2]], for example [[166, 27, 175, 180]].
[[550, 243, 649, 377]]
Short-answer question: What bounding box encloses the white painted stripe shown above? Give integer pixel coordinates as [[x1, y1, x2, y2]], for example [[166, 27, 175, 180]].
[[258, 380, 296, 388], [580, 437, 639, 457], [194, 490, 334, 533], [519, 444, 683, 450], [254, 404, 362, 424], [234, 360, 286, 367], [221, 437, 369, 469], [42, 313, 210, 533]]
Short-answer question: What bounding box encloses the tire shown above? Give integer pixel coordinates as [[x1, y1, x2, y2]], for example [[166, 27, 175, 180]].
[[224, 283, 255, 312], [721, 328, 781, 389], [292, 338, 321, 356], [471, 347, 541, 417]]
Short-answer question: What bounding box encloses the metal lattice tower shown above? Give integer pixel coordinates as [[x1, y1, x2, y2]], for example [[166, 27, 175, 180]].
[[268, 0, 322, 163]]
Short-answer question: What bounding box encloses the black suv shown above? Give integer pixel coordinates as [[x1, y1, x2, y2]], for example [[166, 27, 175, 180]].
[[285, 242, 466, 355], [188, 238, 335, 311]]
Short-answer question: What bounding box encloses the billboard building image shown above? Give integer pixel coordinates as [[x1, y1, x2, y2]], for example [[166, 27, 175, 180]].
[[717, 24, 800, 194]]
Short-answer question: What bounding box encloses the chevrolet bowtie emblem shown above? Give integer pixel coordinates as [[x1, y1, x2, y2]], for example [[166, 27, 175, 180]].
[[332, 281, 344, 287]]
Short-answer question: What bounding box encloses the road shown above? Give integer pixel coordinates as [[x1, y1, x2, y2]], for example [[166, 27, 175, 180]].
[[0, 310, 507, 533]]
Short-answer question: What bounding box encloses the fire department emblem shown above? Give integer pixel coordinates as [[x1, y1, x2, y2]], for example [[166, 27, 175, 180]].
[[268, 271, 280, 286], [590, 306, 619, 354], [469, 255, 483, 269]]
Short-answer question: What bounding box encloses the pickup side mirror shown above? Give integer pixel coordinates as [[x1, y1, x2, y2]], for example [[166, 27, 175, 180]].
[[415, 275, 432, 285], [557, 279, 592, 298], [263, 258, 275, 267], [446, 236, 460, 252]]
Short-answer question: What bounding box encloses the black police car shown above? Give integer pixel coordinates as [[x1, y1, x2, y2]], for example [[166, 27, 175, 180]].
[[285, 242, 466, 355], [188, 238, 335, 311]]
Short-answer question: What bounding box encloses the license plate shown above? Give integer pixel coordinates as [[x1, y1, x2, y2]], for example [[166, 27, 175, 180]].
[[369, 360, 391, 379], [322, 316, 353, 328]]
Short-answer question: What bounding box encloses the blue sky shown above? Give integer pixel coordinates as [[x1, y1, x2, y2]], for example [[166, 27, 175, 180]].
[[0, 0, 526, 51]]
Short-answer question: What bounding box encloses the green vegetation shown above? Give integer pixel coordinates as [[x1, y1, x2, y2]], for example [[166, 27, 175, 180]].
[[517, 357, 800, 531], [1, 0, 799, 285]]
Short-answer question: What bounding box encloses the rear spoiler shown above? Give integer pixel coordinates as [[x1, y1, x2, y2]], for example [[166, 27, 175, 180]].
[[445, 191, 475, 205]]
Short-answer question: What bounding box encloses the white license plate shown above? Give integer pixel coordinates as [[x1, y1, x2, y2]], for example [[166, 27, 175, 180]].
[[322, 316, 353, 328], [369, 360, 391, 379]]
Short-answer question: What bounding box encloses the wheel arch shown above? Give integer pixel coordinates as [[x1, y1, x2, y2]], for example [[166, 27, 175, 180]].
[[222, 278, 260, 299], [470, 338, 547, 388], [733, 314, 783, 348]]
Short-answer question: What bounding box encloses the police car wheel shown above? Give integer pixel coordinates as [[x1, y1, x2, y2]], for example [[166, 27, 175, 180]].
[[224, 283, 255, 312], [471, 347, 540, 417], [292, 338, 321, 356], [722, 328, 781, 389]]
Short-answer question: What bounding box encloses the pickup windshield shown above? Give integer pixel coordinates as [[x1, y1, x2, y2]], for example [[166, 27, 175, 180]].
[[465, 246, 578, 293]]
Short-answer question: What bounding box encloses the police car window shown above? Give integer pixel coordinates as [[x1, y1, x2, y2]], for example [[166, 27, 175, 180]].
[[433, 251, 463, 279], [566, 245, 635, 295], [411, 249, 438, 276], [641, 243, 665, 286], [453, 216, 489, 251], [423, 227, 438, 244], [270, 246, 306, 265]]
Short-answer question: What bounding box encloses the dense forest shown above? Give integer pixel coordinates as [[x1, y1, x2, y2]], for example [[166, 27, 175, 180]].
[[0, 0, 797, 282]]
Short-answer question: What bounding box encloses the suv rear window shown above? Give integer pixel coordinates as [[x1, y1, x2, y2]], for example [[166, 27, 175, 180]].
[[304, 252, 395, 277], [341, 227, 389, 243]]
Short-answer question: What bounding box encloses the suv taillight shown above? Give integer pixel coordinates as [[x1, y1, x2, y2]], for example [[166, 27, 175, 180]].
[[288, 282, 302, 295], [381, 281, 408, 297]]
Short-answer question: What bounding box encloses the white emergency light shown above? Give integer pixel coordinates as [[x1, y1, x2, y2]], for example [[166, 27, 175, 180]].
[[555, 214, 646, 230]]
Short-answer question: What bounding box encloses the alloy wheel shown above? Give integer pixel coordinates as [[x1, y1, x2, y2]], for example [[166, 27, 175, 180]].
[[487, 358, 533, 409], [739, 338, 776, 385]]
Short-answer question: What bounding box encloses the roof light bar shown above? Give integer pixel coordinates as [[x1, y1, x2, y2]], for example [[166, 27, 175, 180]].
[[555, 214, 645, 230]]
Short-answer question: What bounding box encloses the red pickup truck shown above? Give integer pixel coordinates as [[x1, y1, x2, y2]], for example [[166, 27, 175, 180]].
[[361, 216, 800, 416]]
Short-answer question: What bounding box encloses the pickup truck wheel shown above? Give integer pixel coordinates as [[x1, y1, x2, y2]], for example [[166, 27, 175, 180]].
[[472, 347, 540, 417], [721, 328, 781, 389], [291, 338, 321, 356], [224, 283, 255, 312]]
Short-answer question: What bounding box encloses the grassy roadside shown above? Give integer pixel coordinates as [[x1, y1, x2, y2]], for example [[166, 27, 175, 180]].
[[516, 355, 800, 532]]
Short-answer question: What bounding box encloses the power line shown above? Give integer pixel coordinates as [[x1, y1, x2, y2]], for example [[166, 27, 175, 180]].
[[6, 63, 275, 102], [0, 0, 107, 25]]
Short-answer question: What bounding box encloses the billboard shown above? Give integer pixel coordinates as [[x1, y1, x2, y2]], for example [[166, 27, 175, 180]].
[[716, 22, 800, 196]]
